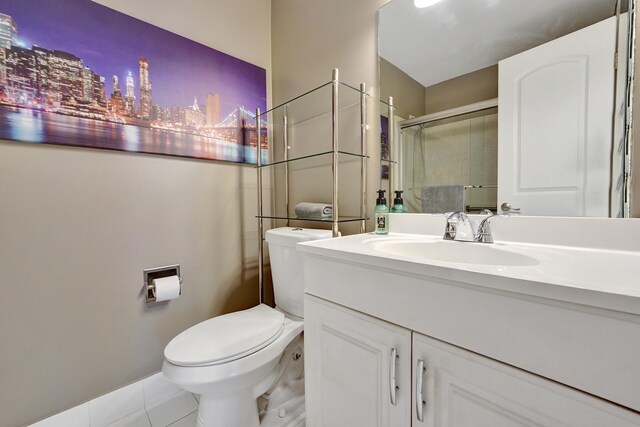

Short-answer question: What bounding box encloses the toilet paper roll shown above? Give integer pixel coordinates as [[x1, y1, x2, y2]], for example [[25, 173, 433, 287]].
[[152, 275, 181, 302]]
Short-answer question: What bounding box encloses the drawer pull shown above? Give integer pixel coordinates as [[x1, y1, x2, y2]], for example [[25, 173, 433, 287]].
[[389, 348, 398, 405], [416, 359, 426, 422]]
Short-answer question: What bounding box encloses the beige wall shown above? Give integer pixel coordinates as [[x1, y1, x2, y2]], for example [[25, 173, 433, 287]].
[[271, 0, 389, 234], [381, 63, 498, 118], [380, 58, 426, 119], [0, 1, 271, 425], [272, 0, 387, 105], [424, 65, 498, 114]]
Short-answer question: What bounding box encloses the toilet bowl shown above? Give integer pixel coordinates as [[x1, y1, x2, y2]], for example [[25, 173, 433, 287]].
[[162, 227, 333, 427]]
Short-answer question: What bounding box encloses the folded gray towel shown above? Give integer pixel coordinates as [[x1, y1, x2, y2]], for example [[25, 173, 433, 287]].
[[421, 185, 465, 213], [295, 202, 333, 219]]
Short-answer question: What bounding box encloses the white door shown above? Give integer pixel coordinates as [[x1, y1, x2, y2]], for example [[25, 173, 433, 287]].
[[304, 295, 411, 427], [412, 332, 640, 426], [498, 16, 616, 216]]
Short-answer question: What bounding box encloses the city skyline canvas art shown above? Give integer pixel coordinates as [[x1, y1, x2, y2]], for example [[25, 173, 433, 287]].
[[0, 0, 267, 162]]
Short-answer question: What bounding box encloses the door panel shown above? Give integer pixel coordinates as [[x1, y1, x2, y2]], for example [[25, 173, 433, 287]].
[[498, 16, 616, 216], [304, 294, 411, 427], [412, 332, 640, 427]]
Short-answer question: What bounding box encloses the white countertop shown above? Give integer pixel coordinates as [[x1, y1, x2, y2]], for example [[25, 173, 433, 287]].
[[298, 232, 640, 315]]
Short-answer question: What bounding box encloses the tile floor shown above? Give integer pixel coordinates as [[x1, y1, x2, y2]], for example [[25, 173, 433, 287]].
[[31, 373, 306, 427], [105, 391, 199, 427], [30, 374, 199, 427]]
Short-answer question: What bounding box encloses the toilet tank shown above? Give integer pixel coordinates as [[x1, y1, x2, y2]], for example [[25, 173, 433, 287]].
[[265, 227, 334, 318]]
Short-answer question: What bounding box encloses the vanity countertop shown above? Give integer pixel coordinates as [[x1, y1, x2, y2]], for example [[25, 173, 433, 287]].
[[298, 232, 640, 315]]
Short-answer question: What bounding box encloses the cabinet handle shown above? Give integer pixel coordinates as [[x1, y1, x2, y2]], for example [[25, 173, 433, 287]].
[[389, 348, 398, 406], [416, 359, 426, 422]]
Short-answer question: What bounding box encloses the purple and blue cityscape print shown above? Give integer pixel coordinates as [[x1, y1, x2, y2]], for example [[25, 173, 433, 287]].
[[0, 0, 267, 162]]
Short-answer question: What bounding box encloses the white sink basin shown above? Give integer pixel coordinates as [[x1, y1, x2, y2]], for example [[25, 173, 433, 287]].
[[367, 239, 539, 266], [298, 232, 640, 301]]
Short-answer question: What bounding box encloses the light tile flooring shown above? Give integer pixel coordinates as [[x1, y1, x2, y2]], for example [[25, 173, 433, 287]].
[[106, 391, 198, 427], [31, 373, 306, 427], [110, 392, 308, 427]]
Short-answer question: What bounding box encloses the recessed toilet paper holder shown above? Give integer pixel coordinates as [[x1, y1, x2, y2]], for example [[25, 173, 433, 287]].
[[144, 264, 181, 303]]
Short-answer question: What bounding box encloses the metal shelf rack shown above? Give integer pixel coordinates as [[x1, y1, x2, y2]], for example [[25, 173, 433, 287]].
[[254, 69, 368, 303]]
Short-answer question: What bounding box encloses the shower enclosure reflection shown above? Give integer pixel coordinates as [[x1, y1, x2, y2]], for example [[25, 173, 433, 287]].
[[400, 105, 497, 214]]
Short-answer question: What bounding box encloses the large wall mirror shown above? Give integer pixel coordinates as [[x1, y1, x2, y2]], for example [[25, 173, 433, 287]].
[[379, 0, 635, 217]]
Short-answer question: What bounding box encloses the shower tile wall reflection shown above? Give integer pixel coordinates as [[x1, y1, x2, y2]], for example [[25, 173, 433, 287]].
[[401, 109, 498, 213]]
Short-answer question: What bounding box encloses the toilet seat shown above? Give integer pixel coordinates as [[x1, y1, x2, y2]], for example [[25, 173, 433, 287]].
[[164, 304, 285, 367], [162, 314, 303, 401]]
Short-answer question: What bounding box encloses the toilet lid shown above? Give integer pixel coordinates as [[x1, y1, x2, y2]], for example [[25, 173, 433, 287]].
[[164, 304, 285, 367]]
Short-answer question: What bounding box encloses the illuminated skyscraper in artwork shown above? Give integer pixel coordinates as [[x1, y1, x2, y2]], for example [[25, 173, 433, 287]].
[[4, 46, 36, 103], [126, 71, 134, 98], [124, 70, 136, 115], [206, 93, 220, 127], [82, 66, 93, 102], [112, 75, 121, 96], [0, 13, 17, 90], [32, 46, 51, 101], [0, 13, 17, 49], [138, 57, 152, 119], [108, 75, 125, 114], [93, 74, 106, 108], [47, 50, 85, 102], [184, 96, 205, 127]]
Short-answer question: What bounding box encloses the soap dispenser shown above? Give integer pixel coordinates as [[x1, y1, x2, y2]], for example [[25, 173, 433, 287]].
[[375, 190, 389, 235], [391, 190, 407, 213]]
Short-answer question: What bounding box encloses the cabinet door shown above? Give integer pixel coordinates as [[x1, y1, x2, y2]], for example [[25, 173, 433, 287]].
[[304, 294, 411, 427], [412, 332, 640, 427]]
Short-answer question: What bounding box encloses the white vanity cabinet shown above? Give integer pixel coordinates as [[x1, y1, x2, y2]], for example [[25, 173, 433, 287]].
[[412, 332, 639, 427], [305, 294, 640, 427], [304, 295, 412, 427]]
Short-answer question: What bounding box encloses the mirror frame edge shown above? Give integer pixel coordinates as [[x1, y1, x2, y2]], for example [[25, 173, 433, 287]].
[[630, 0, 639, 217]]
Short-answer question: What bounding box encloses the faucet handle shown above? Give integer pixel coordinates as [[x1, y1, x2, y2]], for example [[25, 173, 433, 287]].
[[476, 212, 514, 243], [443, 212, 461, 240], [443, 216, 456, 240], [476, 215, 495, 243], [444, 212, 474, 241]]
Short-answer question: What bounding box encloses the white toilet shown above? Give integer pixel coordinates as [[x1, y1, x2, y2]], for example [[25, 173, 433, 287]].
[[162, 227, 332, 427]]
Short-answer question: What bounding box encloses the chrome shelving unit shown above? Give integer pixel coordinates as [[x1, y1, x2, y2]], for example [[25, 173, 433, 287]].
[[380, 97, 396, 206], [254, 69, 368, 303]]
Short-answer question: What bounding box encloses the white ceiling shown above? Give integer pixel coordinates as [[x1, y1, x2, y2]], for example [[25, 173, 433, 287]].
[[379, 0, 619, 87]]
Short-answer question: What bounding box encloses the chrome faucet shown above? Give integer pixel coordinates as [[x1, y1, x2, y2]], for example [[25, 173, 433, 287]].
[[443, 212, 476, 242], [476, 213, 510, 243], [444, 211, 515, 244]]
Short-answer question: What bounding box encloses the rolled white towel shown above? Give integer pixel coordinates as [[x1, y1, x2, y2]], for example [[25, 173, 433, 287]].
[[295, 202, 333, 218]]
